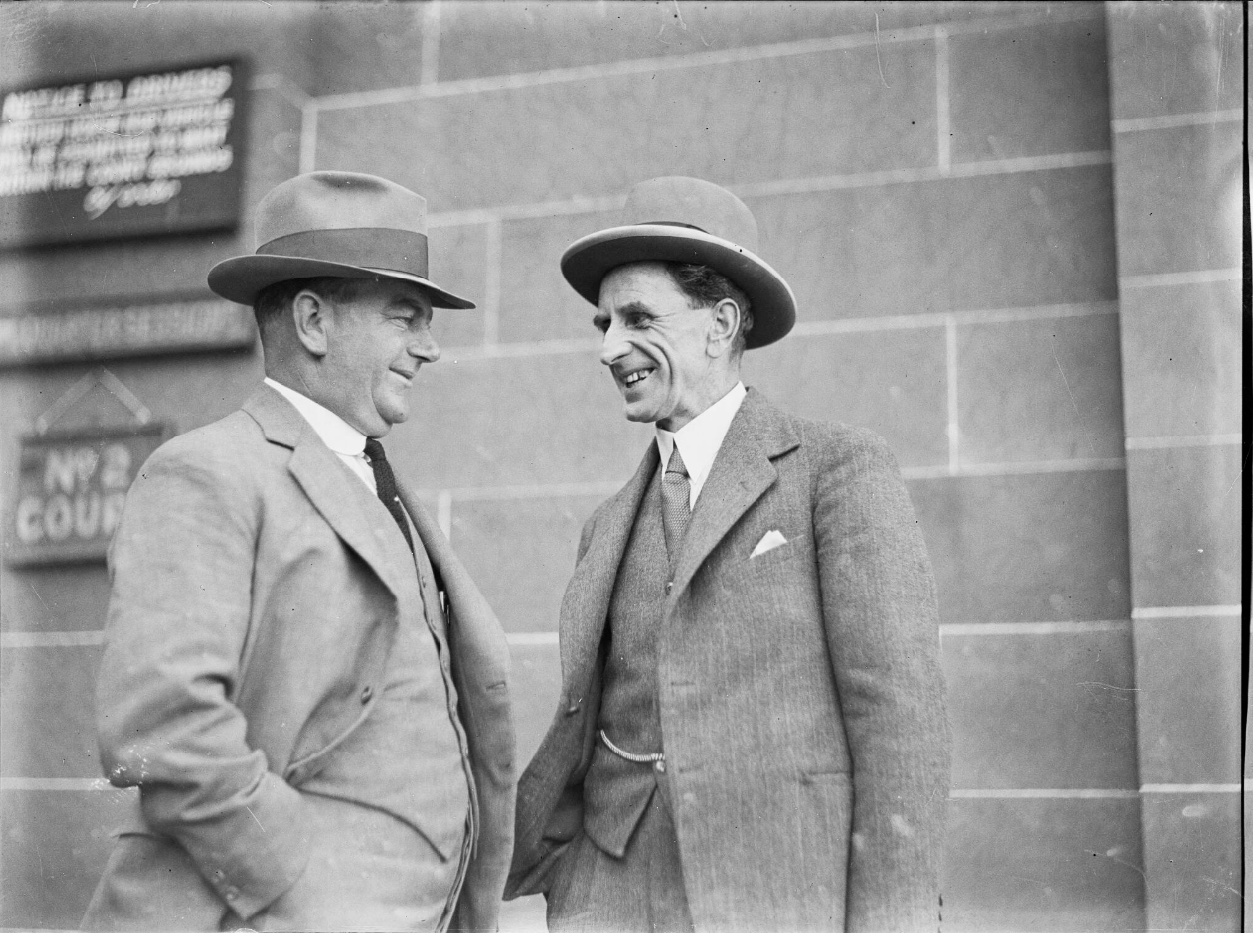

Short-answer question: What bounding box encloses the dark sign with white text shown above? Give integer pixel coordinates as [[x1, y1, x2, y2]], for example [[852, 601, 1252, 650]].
[[0, 59, 247, 248], [7, 425, 167, 566], [0, 296, 258, 366]]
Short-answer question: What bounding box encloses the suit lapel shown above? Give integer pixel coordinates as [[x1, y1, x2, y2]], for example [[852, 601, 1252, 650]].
[[559, 442, 659, 683], [397, 481, 510, 672], [671, 389, 800, 596], [244, 385, 410, 600]]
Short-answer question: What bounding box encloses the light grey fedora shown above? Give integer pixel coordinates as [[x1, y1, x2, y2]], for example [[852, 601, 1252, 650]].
[[560, 176, 795, 348], [208, 171, 474, 309]]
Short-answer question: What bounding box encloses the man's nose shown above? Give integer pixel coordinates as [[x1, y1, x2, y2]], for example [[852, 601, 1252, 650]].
[[598, 322, 628, 367], [410, 327, 440, 363]]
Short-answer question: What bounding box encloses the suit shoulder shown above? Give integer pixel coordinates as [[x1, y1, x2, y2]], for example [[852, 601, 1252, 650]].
[[782, 412, 900, 474], [138, 409, 269, 487]]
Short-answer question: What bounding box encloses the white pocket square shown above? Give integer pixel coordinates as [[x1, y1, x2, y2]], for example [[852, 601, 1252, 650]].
[[750, 529, 788, 558]]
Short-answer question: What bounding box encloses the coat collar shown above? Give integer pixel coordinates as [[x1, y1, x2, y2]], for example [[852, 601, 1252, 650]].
[[561, 388, 799, 679], [243, 384, 414, 601]]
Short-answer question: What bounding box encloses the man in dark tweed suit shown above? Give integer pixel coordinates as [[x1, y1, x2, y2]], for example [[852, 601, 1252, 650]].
[[507, 176, 951, 932]]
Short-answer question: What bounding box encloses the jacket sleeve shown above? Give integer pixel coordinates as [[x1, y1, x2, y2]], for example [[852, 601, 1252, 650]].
[[811, 428, 952, 933], [96, 440, 311, 919]]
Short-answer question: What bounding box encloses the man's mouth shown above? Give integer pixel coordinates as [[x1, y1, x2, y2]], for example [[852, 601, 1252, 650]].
[[621, 368, 654, 388]]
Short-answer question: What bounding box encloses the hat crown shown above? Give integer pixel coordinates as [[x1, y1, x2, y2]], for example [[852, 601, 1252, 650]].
[[622, 176, 758, 254], [254, 171, 428, 248]]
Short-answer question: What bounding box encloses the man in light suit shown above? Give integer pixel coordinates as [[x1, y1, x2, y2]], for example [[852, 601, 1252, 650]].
[[507, 177, 951, 932], [82, 171, 514, 932]]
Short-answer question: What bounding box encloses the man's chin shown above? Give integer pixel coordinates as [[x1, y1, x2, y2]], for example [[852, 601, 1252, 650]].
[[621, 404, 657, 425]]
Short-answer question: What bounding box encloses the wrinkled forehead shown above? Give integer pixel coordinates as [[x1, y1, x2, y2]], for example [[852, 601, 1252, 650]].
[[596, 261, 684, 309]]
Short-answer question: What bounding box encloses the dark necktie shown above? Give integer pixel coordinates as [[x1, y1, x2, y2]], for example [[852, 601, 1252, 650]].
[[363, 437, 414, 554], [660, 445, 692, 565]]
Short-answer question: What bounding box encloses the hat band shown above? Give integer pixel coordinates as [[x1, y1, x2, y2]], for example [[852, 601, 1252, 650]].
[[257, 228, 429, 277]]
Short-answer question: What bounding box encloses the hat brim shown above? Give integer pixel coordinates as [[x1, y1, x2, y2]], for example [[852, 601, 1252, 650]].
[[207, 254, 476, 309], [560, 224, 796, 349]]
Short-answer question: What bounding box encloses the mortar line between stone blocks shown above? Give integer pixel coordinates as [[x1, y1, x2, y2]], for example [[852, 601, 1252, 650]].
[[310, 7, 1103, 112], [0, 618, 1146, 648], [1119, 268, 1241, 289], [949, 788, 1139, 799], [424, 152, 1112, 229], [940, 621, 1131, 636], [1139, 783, 1241, 794], [482, 217, 503, 345], [420, 0, 442, 86], [436, 302, 1118, 359], [1112, 108, 1243, 134], [902, 457, 1126, 479], [298, 102, 318, 174], [934, 27, 950, 174], [0, 630, 105, 648], [415, 480, 629, 502], [1130, 605, 1242, 620], [428, 194, 624, 228], [506, 632, 560, 646], [410, 458, 1127, 505], [945, 315, 959, 474], [1125, 434, 1242, 450]]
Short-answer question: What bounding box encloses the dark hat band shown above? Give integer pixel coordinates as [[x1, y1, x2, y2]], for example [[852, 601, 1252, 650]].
[[257, 228, 429, 278]]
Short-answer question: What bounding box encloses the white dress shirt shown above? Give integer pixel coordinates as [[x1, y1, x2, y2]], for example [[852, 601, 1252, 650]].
[[655, 382, 747, 510], [265, 377, 377, 493]]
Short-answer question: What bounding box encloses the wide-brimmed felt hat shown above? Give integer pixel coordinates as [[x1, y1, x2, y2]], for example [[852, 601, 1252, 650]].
[[561, 176, 795, 348], [208, 171, 474, 309]]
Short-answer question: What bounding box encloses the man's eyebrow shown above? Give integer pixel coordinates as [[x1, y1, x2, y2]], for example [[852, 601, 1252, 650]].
[[387, 296, 429, 314], [615, 301, 653, 316]]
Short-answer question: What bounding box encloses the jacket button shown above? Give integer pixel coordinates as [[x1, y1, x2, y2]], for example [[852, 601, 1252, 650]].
[[360, 685, 374, 703], [564, 700, 581, 716], [665, 581, 673, 595], [654, 759, 666, 773]]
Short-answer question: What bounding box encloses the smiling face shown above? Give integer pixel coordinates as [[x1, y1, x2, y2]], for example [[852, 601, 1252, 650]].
[[317, 278, 440, 437], [595, 262, 738, 431]]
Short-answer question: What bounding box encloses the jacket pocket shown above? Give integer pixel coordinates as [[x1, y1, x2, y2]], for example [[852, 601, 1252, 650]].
[[283, 698, 376, 786]]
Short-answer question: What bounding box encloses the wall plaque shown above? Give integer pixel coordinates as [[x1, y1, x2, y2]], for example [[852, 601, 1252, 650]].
[[0, 296, 257, 366], [0, 58, 248, 248], [7, 424, 168, 566]]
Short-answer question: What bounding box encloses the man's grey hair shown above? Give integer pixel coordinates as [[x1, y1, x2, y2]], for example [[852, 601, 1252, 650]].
[[662, 262, 755, 357]]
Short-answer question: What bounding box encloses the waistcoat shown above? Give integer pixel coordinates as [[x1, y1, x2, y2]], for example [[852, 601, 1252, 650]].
[[302, 517, 472, 860], [583, 466, 669, 858]]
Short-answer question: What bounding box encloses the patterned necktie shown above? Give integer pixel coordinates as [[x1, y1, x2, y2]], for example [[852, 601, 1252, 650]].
[[660, 445, 692, 565], [363, 437, 414, 554]]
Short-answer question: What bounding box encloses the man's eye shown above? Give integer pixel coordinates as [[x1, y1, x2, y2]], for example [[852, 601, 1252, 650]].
[[593, 319, 608, 334], [627, 314, 649, 328]]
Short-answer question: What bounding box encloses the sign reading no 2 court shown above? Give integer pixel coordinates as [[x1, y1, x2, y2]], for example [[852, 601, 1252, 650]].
[[0, 59, 247, 248], [7, 425, 167, 566]]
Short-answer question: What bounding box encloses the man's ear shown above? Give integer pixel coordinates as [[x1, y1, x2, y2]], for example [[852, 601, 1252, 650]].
[[292, 288, 331, 357], [707, 298, 740, 359]]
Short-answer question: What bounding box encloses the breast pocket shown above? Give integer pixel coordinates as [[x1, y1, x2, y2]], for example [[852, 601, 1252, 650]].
[[739, 530, 809, 580]]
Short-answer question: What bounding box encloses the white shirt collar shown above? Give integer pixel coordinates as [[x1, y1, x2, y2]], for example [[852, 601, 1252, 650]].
[[264, 377, 367, 457], [655, 382, 747, 509]]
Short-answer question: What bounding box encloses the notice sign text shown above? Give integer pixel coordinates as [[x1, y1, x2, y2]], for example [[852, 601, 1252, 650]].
[[7, 425, 167, 566], [0, 60, 247, 248]]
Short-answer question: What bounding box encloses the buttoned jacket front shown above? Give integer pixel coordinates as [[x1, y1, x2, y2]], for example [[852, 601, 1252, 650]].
[[509, 389, 951, 933], [87, 385, 515, 931]]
